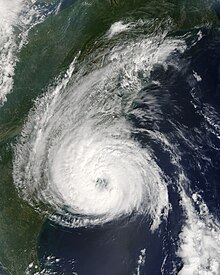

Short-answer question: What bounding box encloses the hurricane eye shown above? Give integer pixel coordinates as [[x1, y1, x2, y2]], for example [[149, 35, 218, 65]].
[[95, 178, 109, 191]]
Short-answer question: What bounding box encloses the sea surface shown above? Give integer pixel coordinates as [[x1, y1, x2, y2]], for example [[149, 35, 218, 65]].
[[1, 0, 220, 274]]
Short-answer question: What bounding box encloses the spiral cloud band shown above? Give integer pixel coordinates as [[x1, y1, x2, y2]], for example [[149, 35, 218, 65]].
[[12, 37, 186, 228]]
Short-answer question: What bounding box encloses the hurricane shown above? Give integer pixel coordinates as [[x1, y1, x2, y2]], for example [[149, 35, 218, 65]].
[[1, 0, 220, 274], [13, 37, 175, 229]]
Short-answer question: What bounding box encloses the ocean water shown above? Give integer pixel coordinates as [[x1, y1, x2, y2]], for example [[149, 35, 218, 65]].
[[1, 0, 220, 274]]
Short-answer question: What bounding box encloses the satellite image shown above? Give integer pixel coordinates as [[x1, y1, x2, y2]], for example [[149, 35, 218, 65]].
[[0, 0, 220, 274]]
